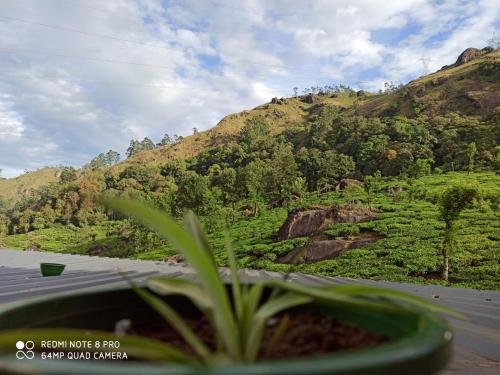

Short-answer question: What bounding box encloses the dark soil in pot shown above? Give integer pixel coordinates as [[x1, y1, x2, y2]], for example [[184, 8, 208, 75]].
[[129, 308, 388, 360]]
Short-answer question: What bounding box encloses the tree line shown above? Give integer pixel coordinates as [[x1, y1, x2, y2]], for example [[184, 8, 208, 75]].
[[0, 106, 497, 237]]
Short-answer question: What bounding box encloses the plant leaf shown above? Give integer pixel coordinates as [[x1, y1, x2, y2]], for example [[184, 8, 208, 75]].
[[259, 280, 464, 318], [330, 284, 465, 318], [245, 292, 312, 361], [133, 284, 213, 362], [147, 277, 213, 311], [101, 198, 240, 360], [183, 211, 213, 264], [224, 229, 243, 324]]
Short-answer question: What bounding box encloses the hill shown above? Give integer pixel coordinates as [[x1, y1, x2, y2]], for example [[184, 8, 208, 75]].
[[2, 47, 499, 203], [0, 167, 61, 207], [355, 47, 500, 118], [113, 47, 499, 173], [109, 92, 354, 174], [0, 47, 498, 290]]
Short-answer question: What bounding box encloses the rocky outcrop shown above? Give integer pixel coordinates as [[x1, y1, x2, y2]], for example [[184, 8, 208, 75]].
[[277, 207, 334, 241], [455, 48, 482, 65], [270, 97, 286, 105], [441, 46, 496, 70], [277, 231, 382, 264], [335, 179, 362, 191], [302, 93, 317, 104], [277, 204, 378, 241], [278, 239, 347, 263], [334, 205, 378, 224]]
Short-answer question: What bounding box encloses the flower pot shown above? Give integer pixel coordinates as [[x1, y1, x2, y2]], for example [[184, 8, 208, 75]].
[[0, 285, 452, 375], [40, 263, 66, 277]]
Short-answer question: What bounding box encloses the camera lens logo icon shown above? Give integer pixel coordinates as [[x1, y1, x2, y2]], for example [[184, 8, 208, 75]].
[[16, 340, 35, 360]]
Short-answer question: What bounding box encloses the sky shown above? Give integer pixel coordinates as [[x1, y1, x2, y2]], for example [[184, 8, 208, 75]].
[[0, 0, 498, 178]]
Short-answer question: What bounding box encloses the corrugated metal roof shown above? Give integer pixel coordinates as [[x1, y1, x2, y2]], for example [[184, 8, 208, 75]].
[[0, 249, 498, 374]]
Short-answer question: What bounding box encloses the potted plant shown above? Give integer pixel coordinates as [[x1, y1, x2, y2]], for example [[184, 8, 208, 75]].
[[0, 198, 456, 375], [40, 263, 66, 277]]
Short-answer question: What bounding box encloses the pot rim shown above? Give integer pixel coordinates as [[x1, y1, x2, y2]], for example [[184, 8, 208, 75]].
[[39, 263, 66, 268]]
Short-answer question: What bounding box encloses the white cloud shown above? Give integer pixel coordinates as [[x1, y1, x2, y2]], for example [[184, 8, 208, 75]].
[[0, 97, 24, 138], [0, 0, 497, 176]]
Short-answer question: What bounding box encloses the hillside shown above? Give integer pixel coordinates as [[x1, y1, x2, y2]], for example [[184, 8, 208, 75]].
[[113, 47, 499, 173], [109, 93, 354, 174], [0, 167, 61, 207], [355, 47, 500, 118], [3, 47, 499, 202]]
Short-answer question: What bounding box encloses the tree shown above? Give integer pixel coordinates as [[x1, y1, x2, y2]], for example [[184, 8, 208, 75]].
[[175, 171, 210, 214], [438, 186, 478, 281], [358, 135, 389, 175], [105, 150, 121, 166], [141, 137, 155, 152], [297, 148, 355, 191], [268, 143, 301, 200], [209, 166, 238, 205], [126, 138, 155, 158], [363, 171, 382, 206], [60, 167, 77, 183], [158, 133, 173, 146], [240, 116, 272, 154], [466, 142, 477, 175], [87, 153, 108, 170], [407, 159, 433, 179], [242, 159, 271, 216], [126, 140, 142, 158]]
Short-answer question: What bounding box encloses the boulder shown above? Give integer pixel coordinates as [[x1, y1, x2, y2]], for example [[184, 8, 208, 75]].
[[277, 240, 348, 264], [455, 48, 482, 65], [335, 179, 362, 191], [277, 231, 382, 264], [302, 93, 317, 104], [276, 204, 378, 241], [276, 207, 334, 241], [89, 245, 105, 256], [270, 97, 286, 105], [441, 47, 492, 71], [334, 205, 378, 224]]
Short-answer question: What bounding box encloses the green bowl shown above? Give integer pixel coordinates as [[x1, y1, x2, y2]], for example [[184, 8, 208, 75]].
[[40, 262, 66, 277], [0, 285, 453, 375]]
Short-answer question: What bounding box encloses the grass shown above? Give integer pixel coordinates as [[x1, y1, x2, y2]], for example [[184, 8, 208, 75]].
[[1, 172, 499, 290]]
